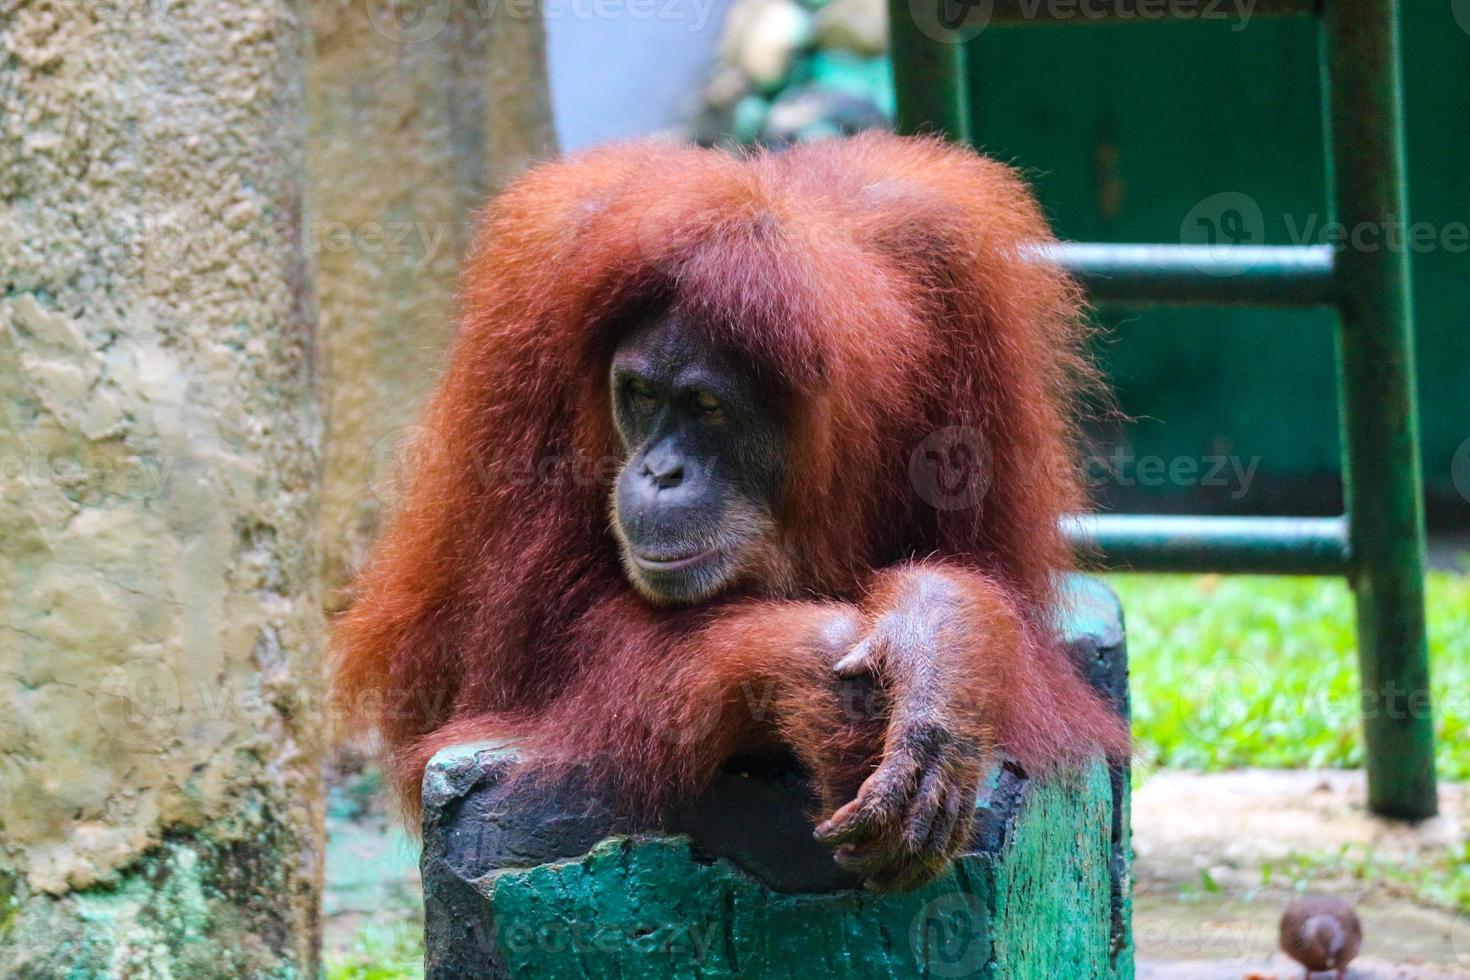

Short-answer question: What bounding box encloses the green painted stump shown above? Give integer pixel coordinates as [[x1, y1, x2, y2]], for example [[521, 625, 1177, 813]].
[[421, 576, 1132, 979]]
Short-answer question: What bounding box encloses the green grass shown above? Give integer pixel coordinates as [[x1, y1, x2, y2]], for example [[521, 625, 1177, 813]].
[[324, 913, 425, 980], [1263, 840, 1470, 915], [1111, 570, 1470, 780]]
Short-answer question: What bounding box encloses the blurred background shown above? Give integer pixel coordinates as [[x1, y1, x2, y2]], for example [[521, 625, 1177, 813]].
[[2, 1, 1467, 977]]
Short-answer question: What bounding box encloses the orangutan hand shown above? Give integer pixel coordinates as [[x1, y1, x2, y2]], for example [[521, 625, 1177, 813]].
[[812, 568, 995, 891]]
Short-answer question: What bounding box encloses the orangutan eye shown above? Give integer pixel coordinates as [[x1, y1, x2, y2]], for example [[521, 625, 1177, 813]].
[[692, 390, 724, 418], [625, 378, 657, 407]]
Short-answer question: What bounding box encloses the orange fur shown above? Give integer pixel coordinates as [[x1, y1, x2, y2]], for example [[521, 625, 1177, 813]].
[[331, 133, 1125, 820]]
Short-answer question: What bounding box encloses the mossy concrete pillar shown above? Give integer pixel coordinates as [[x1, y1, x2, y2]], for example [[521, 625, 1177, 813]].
[[308, 0, 557, 597], [421, 577, 1133, 979], [0, 1, 323, 974]]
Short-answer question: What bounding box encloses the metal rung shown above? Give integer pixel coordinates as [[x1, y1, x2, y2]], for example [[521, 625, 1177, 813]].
[[985, 0, 1318, 25], [1063, 513, 1351, 575], [1035, 243, 1336, 308]]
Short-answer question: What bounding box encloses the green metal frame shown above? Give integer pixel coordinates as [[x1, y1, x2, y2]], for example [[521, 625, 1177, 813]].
[[885, 0, 968, 139], [891, 0, 1435, 818]]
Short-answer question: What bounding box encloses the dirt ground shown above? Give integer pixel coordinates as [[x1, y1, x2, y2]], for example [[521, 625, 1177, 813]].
[[1132, 769, 1470, 979]]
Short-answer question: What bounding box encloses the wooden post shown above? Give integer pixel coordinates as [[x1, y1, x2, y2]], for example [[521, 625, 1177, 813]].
[[421, 577, 1133, 979]]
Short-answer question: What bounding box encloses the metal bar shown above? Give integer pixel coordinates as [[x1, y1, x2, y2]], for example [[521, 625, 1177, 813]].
[[984, 0, 1317, 25], [887, 0, 969, 140], [1322, 0, 1436, 820], [1064, 514, 1350, 575], [1035, 242, 1335, 308]]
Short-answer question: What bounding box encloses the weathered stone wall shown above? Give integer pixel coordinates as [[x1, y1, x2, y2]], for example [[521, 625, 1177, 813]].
[[309, 0, 557, 599], [0, 0, 323, 974]]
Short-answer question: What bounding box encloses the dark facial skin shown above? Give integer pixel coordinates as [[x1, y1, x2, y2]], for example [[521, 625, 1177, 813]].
[[609, 313, 786, 604]]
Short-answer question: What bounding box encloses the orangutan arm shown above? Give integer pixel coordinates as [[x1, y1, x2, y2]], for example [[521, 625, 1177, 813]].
[[408, 572, 1122, 892], [655, 600, 884, 815], [810, 563, 1128, 890]]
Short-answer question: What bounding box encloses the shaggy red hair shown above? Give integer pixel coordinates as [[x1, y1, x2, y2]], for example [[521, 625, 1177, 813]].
[[332, 132, 1119, 816]]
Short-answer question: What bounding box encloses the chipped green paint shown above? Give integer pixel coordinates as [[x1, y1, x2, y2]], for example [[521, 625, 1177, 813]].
[[473, 761, 1128, 979], [0, 810, 311, 980]]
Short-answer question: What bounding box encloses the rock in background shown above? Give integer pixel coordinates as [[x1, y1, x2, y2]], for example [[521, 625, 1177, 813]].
[[310, 0, 557, 602], [690, 0, 893, 146], [0, 0, 555, 974], [0, 0, 323, 975]]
